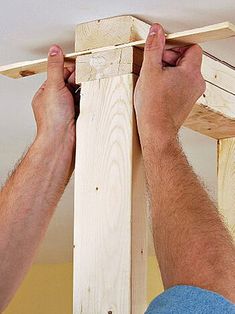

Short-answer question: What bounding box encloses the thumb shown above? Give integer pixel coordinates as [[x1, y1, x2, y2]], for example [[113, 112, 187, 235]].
[[143, 24, 166, 68], [47, 45, 65, 89]]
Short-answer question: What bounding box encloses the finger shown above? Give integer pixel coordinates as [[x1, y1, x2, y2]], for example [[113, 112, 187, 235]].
[[64, 61, 75, 77], [177, 45, 203, 70], [163, 47, 189, 66], [68, 71, 75, 85], [163, 50, 180, 66], [64, 67, 75, 85], [47, 45, 65, 89], [64, 60, 75, 69], [143, 23, 166, 68], [64, 67, 74, 81]]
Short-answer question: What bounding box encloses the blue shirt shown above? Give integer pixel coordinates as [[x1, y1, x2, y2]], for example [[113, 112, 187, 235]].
[[145, 286, 235, 313]]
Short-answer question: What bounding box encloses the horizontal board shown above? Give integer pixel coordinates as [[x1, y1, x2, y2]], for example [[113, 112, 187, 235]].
[[0, 21, 235, 79]]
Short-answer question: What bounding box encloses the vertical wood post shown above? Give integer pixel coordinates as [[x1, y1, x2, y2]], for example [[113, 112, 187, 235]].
[[73, 16, 148, 314], [218, 138, 235, 238]]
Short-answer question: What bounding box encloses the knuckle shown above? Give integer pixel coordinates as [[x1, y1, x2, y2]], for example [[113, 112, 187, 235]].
[[184, 70, 205, 95], [194, 44, 203, 53], [187, 68, 202, 82], [190, 44, 203, 58], [145, 44, 160, 52], [48, 60, 62, 67]]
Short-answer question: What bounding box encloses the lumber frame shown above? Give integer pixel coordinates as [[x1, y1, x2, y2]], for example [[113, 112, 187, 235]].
[[71, 14, 235, 314]]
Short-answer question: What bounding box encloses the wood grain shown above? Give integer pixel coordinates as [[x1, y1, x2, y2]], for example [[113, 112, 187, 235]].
[[73, 74, 147, 314], [218, 138, 235, 238], [75, 15, 149, 52], [76, 47, 143, 83], [202, 54, 235, 95]]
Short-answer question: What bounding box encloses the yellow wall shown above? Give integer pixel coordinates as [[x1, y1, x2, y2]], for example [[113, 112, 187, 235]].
[[147, 255, 164, 304], [4, 263, 73, 314], [4, 257, 163, 314]]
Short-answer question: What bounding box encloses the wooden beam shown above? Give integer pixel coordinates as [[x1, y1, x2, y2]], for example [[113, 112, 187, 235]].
[[1, 18, 235, 79], [181, 52, 235, 139], [76, 17, 235, 51], [75, 16, 149, 52], [184, 82, 235, 139], [218, 138, 235, 238], [202, 52, 235, 96], [73, 74, 147, 314], [73, 18, 149, 314]]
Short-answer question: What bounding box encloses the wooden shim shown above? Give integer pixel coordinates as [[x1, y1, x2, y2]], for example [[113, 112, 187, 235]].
[[218, 138, 235, 238], [1, 20, 235, 79], [73, 74, 147, 314], [167, 21, 235, 45]]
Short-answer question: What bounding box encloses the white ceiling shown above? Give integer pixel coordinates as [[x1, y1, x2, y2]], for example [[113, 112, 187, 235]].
[[0, 0, 232, 263]]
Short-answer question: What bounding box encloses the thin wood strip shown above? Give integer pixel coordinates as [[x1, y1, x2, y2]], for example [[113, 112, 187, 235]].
[[167, 21, 235, 44], [1, 21, 235, 79]]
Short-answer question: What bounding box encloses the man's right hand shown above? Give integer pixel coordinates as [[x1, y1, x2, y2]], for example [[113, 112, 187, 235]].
[[134, 23, 206, 148], [32, 45, 79, 147]]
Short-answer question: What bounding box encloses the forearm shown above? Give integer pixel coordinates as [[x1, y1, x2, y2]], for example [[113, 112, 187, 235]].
[[142, 136, 235, 300], [0, 133, 74, 310]]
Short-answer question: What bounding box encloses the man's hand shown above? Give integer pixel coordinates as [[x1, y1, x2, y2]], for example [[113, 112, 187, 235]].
[[0, 45, 79, 311], [134, 24, 205, 146], [134, 24, 235, 303], [32, 45, 79, 146]]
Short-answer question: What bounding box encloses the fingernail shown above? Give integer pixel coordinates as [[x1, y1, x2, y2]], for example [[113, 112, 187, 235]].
[[49, 46, 60, 57], [149, 25, 158, 36]]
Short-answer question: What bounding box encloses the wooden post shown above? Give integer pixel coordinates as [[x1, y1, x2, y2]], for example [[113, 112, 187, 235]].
[[218, 138, 235, 238], [73, 17, 147, 314]]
